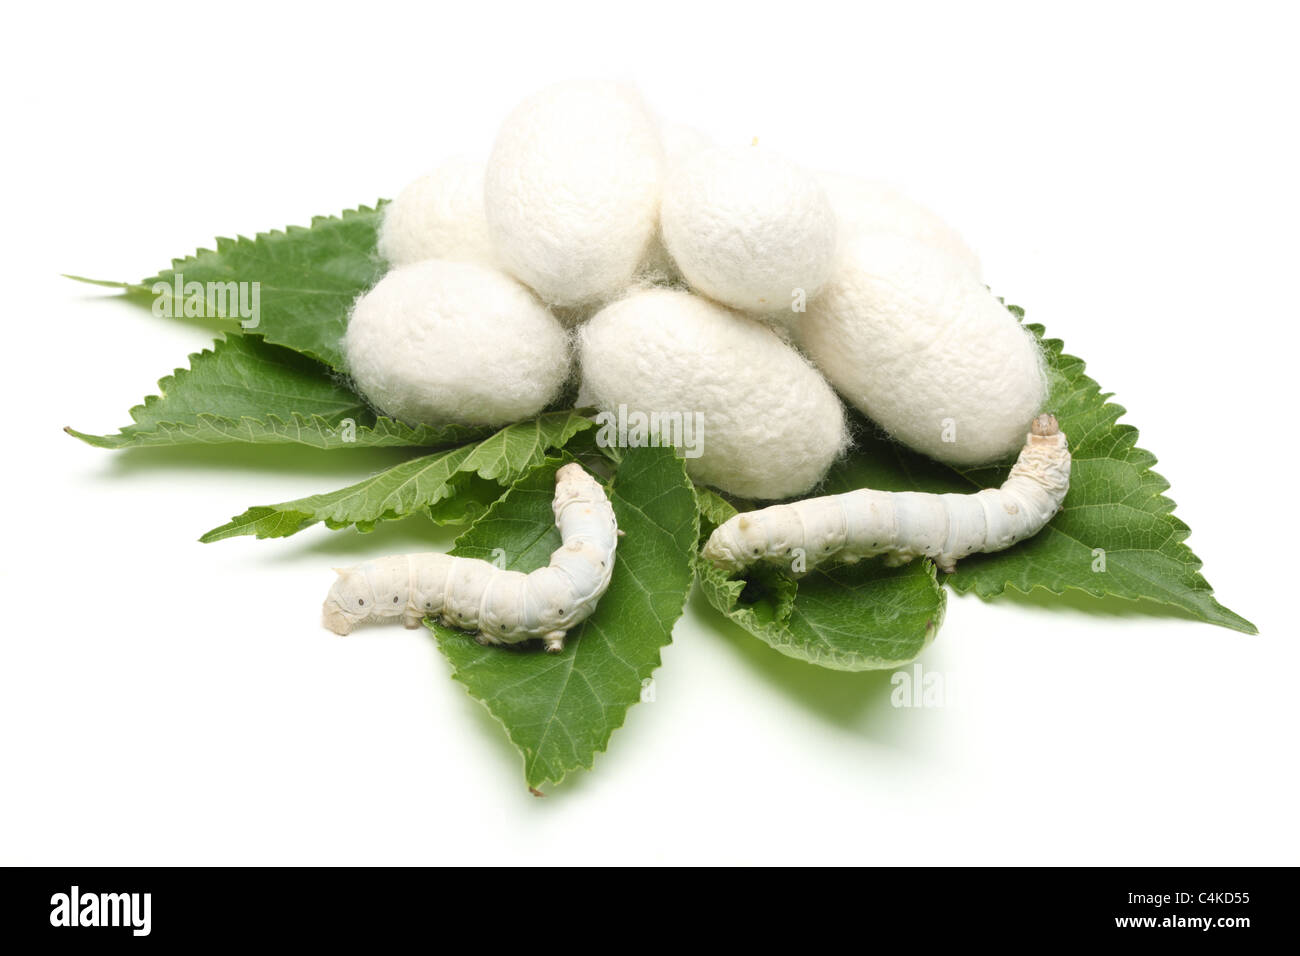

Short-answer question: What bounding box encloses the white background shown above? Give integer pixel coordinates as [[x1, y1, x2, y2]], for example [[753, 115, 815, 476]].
[[1, 1, 1295, 865]]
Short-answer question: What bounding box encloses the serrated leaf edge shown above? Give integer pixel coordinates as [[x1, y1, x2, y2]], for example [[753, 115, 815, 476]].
[[432, 451, 698, 790]]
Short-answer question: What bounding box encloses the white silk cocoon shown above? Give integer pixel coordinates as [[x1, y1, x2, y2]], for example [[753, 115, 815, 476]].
[[378, 159, 496, 268], [820, 171, 982, 278], [661, 145, 838, 314], [800, 234, 1047, 466], [484, 80, 665, 308], [344, 260, 569, 427], [578, 288, 847, 499]]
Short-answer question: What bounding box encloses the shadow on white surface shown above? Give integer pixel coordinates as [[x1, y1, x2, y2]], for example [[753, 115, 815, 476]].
[[967, 584, 1246, 631], [81, 440, 418, 483], [684, 588, 909, 738]]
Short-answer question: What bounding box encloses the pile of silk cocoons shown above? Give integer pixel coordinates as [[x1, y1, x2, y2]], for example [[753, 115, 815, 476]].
[[347, 79, 1048, 500]]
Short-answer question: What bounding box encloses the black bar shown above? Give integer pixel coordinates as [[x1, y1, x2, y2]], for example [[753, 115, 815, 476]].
[[0, 866, 1286, 943]]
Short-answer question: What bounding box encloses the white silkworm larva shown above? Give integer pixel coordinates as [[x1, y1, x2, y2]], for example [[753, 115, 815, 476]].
[[703, 414, 1071, 576], [320, 464, 619, 653]]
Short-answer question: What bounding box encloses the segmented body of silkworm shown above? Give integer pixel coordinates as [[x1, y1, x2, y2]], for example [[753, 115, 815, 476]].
[[702, 414, 1070, 575], [321, 463, 618, 652]]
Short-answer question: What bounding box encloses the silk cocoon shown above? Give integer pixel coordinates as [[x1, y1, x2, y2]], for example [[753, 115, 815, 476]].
[[661, 145, 838, 314], [484, 80, 665, 308], [578, 287, 847, 499], [800, 234, 1047, 466], [378, 158, 496, 268], [344, 260, 569, 428], [819, 171, 981, 278]]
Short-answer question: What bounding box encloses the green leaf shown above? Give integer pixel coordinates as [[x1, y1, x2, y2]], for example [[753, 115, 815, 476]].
[[699, 555, 946, 671], [199, 410, 593, 542], [696, 472, 945, 670], [425, 473, 508, 526], [711, 312, 1252, 642], [85, 204, 387, 370], [431, 446, 698, 790], [697, 309, 1252, 667], [959, 324, 1251, 631], [66, 334, 486, 450], [814, 319, 1253, 633], [693, 484, 744, 535]]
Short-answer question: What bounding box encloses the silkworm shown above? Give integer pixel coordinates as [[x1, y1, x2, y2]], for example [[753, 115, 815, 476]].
[[702, 414, 1070, 576], [321, 464, 618, 652]]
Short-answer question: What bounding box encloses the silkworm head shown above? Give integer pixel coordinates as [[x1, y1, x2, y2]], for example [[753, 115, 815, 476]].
[[322, 568, 376, 635], [1031, 413, 1059, 437], [735, 515, 774, 560], [703, 515, 766, 573]]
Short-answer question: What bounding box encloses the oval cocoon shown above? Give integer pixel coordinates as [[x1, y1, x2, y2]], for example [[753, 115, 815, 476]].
[[800, 234, 1047, 466], [484, 80, 664, 308], [378, 159, 495, 268], [345, 260, 569, 427], [662, 146, 838, 314], [820, 172, 981, 278], [579, 288, 847, 499]]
